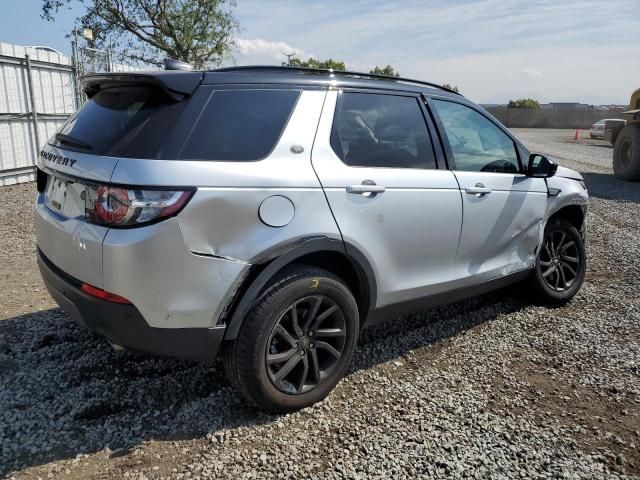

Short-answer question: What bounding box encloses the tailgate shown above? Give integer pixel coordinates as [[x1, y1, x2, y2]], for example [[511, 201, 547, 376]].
[[36, 148, 119, 289], [36, 199, 107, 288], [35, 74, 199, 288]]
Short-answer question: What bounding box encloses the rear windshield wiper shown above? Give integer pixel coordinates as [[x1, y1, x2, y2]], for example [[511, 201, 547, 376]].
[[55, 133, 93, 151]]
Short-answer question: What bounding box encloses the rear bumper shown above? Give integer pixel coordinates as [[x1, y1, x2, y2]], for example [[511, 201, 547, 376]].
[[37, 249, 225, 362]]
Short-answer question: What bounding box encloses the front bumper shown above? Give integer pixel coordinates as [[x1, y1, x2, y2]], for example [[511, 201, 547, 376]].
[[37, 249, 225, 362]]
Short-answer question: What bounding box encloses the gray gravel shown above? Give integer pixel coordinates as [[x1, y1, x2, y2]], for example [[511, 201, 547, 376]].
[[1, 129, 639, 479]]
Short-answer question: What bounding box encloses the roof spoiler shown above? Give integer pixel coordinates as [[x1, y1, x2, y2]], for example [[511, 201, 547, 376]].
[[82, 71, 203, 102]]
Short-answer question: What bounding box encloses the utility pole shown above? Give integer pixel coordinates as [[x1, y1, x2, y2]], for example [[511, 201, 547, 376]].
[[283, 52, 296, 66]]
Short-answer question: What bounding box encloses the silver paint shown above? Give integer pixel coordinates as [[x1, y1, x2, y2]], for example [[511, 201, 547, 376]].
[[35, 194, 107, 288], [258, 195, 295, 227], [312, 91, 464, 306], [35, 85, 589, 338], [103, 217, 248, 329]]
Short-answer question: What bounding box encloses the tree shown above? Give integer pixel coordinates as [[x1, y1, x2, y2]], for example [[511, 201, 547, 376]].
[[370, 65, 399, 77], [42, 0, 239, 68], [288, 57, 346, 71], [442, 83, 459, 93], [508, 98, 540, 109]]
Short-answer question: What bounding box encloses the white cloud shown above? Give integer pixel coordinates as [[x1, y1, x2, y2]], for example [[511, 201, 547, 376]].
[[399, 44, 639, 104], [521, 68, 543, 78], [234, 0, 640, 103], [232, 38, 313, 66]]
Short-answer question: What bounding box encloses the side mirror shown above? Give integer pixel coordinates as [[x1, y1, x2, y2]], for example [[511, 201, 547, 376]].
[[527, 154, 558, 178]]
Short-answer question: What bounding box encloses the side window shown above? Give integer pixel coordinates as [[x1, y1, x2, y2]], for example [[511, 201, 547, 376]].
[[432, 100, 520, 173], [331, 92, 437, 169], [180, 89, 300, 161]]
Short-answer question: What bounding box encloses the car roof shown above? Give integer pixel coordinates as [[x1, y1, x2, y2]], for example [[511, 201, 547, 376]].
[[82, 66, 465, 102], [202, 66, 462, 99]]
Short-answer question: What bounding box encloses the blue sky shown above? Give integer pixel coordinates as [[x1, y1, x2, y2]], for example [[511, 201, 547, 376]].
[[2, 0, 639, 104]]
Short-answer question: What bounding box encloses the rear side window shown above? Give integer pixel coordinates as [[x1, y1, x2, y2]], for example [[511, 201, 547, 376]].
[[52, 87, 180, 157], [330, 92, 436, 169], [179, 89, 300, 161]]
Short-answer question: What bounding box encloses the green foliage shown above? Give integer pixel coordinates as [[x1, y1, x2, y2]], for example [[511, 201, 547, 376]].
[[41, 0, 239, 68], [288, 57, 346, 70], [442, 83, 460, 93], [369, 65, 399, 77], [508, 98, 540, 109]]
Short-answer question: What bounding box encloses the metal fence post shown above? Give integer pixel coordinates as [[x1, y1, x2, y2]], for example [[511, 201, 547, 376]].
[[25, 54, 41, 162], [72, 30, 81, 110]]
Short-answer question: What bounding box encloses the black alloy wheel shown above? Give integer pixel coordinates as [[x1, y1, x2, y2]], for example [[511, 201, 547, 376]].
[[529, 218, 586, 304], [223, 266, 359, 413], [538, 230, 581, 292], [266, 295, 346, 394]]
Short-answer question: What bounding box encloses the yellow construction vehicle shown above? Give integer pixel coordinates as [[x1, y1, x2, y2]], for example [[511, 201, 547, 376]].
[[607, 88, 640, 180]]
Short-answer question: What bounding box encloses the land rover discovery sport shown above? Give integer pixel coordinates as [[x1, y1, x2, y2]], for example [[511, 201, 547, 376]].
[[36, 66, 588, 412]]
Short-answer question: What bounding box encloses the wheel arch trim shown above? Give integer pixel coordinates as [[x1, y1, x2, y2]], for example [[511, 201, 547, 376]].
[[546, 202, 587, 231], [222, 237, 377, 340]]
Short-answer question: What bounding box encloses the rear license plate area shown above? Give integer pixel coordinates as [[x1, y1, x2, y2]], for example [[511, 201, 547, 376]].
[[45, 175, 86, 217]]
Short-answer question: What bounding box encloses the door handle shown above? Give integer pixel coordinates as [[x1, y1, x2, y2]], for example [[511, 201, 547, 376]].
[[347, 180, 386, 195], [346, 183, 386, 194], [465, 183, 492, 196]]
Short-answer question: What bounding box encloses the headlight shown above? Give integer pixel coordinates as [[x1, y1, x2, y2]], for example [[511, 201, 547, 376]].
[[578, 180, 587, 190]]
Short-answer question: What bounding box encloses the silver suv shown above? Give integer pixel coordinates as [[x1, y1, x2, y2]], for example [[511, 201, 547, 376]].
[[36, 66, 588, 412]]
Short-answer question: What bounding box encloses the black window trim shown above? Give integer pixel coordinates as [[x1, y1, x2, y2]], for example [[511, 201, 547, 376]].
[[424, 95, 526, 174], [177, 86, 302, 162], [330, 88, 443, 171]]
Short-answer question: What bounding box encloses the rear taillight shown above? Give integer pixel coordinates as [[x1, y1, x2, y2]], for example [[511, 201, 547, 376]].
[[85, 185, 193, 227]]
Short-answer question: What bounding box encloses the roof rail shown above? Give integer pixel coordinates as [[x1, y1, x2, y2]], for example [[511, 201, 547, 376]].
[[210, 65, 461, 95]]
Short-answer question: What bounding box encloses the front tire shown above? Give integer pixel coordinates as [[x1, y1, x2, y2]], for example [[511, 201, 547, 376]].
[[223, 266, 359, 413], [529, 219, 586, 304]]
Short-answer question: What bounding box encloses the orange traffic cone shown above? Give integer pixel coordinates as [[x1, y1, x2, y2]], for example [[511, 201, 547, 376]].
[[573, 129, 580, 141]]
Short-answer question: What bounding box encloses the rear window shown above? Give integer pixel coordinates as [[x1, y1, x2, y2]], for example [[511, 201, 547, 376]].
[[179, 89, 300, 161], [330, 92, 437, 169], [52, 87, 182, 158]]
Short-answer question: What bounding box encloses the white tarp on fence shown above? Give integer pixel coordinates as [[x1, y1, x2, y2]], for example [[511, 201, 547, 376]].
[[0, 42, 150, 186], [0, 42, 75, 185]]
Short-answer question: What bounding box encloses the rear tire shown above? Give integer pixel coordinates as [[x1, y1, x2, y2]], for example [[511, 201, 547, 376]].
[[613, 125, 640, 181], [528, 218, 586, 305], [223, 266, 359, 413]]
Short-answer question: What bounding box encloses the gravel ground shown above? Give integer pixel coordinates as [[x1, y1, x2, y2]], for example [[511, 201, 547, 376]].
[[1, 129, 639, 479]]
